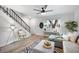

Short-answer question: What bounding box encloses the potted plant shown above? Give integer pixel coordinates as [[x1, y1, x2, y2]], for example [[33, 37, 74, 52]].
[[65, 21, 78, 32], [65, 21, 78, 41]]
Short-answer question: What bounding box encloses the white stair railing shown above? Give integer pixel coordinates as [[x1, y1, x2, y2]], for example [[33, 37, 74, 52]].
[[0, 5, 30, 32]]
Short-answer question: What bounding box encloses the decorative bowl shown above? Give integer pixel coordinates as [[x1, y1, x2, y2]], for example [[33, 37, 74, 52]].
[[43, 40, 52, 49]]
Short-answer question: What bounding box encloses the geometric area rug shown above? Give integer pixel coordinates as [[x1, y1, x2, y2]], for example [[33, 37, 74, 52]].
[[21, 39, 63, 53], [54, 47, 63, 53]]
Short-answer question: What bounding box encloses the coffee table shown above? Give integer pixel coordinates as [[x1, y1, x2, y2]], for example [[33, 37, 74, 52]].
[[32, 40, 54, 53]]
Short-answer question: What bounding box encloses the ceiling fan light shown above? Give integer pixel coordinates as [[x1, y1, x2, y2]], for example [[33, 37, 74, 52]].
[[40, 13, 46, 15]]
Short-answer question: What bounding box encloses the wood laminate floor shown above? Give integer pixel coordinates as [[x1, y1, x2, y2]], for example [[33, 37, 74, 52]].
[[0, 35, 48, 53]]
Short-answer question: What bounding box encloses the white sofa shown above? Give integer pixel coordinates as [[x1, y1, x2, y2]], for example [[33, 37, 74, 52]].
[[63, 41, 79, 53], [62, 32, 79, 53], [48, 32, 79, 53]]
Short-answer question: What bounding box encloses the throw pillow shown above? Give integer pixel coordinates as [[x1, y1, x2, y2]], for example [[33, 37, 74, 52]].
[[68, 32, 78, 43]]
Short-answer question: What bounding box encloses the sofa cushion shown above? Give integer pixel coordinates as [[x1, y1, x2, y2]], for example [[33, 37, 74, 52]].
[[62, 34, 69, 41], [68, 32, 78, 43], [48, 35, 56, 41], [63, 41, 79, 53]]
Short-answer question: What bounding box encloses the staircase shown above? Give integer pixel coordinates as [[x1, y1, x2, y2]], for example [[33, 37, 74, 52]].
[[0, 5, 30, 32]]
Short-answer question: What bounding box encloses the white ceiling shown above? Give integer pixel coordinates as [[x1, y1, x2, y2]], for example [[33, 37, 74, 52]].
[[6, 5, 79, 17]]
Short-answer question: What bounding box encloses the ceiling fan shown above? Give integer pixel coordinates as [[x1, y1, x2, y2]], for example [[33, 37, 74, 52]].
[[33, 5, 53, 14]]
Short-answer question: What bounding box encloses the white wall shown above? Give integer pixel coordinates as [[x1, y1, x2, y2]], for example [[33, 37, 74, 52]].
[[21, 16, 46, 35], [21, 12, 75, 36], [74, 8, 79, 31], [0, 11, 31, 47], [0, 11, 15, 47], [55, 13, 75, 34]]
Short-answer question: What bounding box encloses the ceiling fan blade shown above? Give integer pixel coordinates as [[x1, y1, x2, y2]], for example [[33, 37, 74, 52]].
[[0, 26, 10, 29], [44, 5, 48, 9], [37, 12, 41, 14], [33, 9, 41, 11], [45, 10, 53, 12]]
